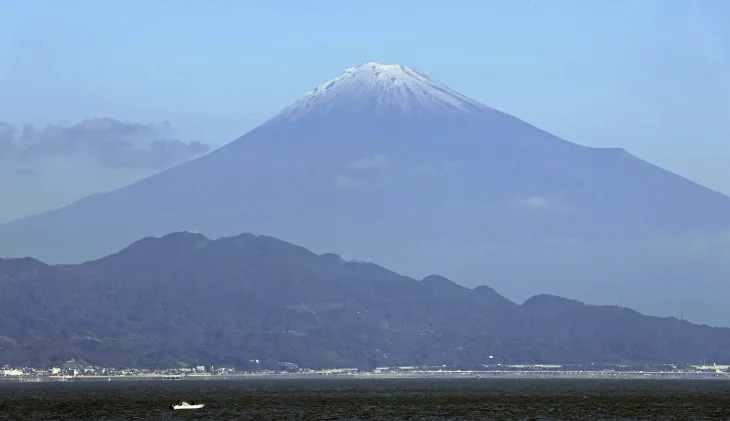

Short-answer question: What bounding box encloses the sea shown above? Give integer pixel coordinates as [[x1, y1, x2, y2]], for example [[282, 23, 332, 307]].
[[1, 378, 729, 420]]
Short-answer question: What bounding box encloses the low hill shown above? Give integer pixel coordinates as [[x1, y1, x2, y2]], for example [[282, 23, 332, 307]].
[[0, 232, 728, 369]]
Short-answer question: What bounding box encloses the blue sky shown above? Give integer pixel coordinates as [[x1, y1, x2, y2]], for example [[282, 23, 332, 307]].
[[1, 0, 729, 193]]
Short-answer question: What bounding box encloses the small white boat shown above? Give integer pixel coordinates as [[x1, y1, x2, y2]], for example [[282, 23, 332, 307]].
[[171, 401, 204, 410]]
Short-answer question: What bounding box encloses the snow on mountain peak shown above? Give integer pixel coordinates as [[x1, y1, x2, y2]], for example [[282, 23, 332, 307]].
[[277, 62, 495, 121]]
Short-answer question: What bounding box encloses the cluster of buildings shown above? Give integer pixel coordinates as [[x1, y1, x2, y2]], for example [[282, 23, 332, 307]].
[[2, 360, 729, 382], [0, 359, 235, 381]]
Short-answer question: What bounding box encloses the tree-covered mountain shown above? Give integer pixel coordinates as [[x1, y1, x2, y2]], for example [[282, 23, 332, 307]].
[[1, 232, 728, 369]]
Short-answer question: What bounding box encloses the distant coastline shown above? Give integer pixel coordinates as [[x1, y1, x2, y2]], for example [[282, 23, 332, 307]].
[[3, 370, 730, 383]]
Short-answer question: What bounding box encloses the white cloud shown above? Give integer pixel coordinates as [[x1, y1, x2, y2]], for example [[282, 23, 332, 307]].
[[334, 175, 361, 188], [719, 228, 730, 246], [543, 237, 589, 247], [512, 196, 575, 215], [444, 200, 460, 211], [417, 160, 461, 174], [635, 230, 730, 254], [418, 163, 438, 173], [350, 154, 388, 171]]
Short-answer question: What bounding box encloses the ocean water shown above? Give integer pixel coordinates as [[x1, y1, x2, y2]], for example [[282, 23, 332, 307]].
[[1, 379, 729, 420]]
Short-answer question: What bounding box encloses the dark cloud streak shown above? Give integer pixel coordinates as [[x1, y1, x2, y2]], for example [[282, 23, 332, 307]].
[[0, 118, 211, 169], [0, 122, 16, 158]]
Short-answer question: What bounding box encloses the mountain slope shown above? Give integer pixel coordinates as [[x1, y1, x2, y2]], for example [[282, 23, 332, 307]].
[[1, 231, 729, 369], [1, 62, 729, 325]]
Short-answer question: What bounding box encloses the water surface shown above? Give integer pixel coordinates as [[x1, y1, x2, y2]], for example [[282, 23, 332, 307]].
[[1, 378, 729, 420]]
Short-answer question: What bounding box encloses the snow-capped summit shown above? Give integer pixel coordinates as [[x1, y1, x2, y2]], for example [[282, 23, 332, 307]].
[[278, 62, 495, 121]]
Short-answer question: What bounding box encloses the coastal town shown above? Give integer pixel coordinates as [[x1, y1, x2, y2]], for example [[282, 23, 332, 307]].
[[2, 360, 730, 382]]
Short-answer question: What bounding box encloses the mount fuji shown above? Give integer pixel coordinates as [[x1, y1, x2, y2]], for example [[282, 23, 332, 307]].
[[1, 62, 729, 324]]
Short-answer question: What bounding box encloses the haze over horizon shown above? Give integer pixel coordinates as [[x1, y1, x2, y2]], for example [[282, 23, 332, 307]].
[[1, 0, 729, 223]]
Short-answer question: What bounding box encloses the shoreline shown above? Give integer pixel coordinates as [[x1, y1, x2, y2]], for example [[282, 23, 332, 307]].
[[3, 371, 730, 383]]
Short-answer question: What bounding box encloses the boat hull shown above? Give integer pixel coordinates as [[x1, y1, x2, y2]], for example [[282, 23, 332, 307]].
[[171, 404, 204, 409]]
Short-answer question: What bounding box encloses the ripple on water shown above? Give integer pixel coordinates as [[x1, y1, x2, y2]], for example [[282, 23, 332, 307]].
[[1, 379, 730, 420]]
